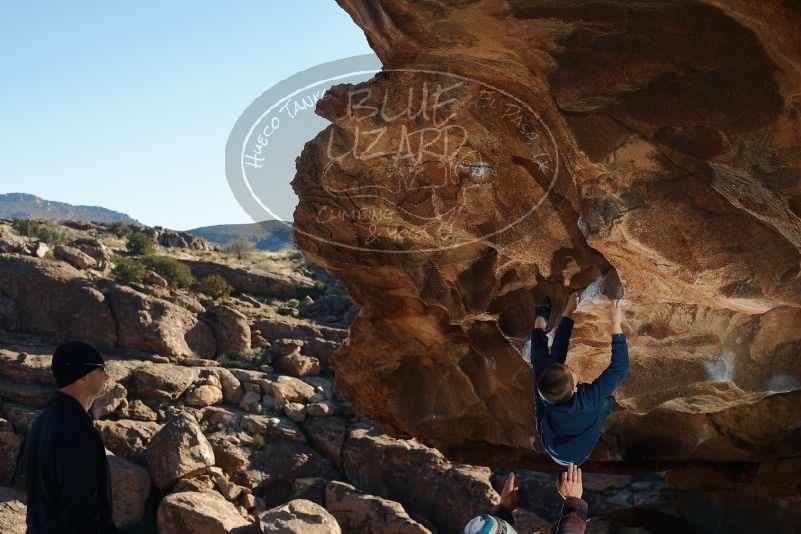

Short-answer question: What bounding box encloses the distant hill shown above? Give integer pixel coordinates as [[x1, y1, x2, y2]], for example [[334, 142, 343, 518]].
[[186, 220, 294, 251], [0, 192, 139, 224]]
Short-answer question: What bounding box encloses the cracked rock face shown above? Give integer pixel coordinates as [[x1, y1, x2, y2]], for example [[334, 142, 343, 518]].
[[291, 0, 801, 468]]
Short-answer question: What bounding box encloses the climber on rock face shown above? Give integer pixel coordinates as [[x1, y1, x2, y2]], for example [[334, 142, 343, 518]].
[[531, 292, 629, 466]]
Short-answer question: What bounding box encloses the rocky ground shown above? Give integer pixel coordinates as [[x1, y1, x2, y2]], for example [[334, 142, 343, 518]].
[[0, 218, 708, 533]]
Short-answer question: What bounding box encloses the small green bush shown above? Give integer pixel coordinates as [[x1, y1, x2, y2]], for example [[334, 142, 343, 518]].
[[11, 217, 67, 246], [286, 249, 304, 261], [224, 240, 253, 260], [35, 224, 67, 246], [287, 298, 300, 308], [112, 256, 147, 285], [194, 274, 233, 300], [108, 221, 132, 238], [127, 232, 156, 255], [11, 217, 39, 237], [141, 255, 195, 288], [248, 434, 265, 450]]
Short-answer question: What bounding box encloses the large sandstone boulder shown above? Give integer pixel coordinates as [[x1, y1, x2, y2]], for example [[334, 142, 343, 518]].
[[342, 422, 497, 534], [249, 441, 339, 506], [259, 499, 341, 534], [157, 491, 255, 534], [146, 412, 215, 489], [0, 255, 116, 347], [0, 486, 26, 534], [302, 416, 349, 469], [70, 236, 112, 270], [108, 285, 216, 358], [288, 0, 801, 469], [148, 226, 218, 251], [185, 384, 224, 408], [107, 453, 151, 527], [91, 382, 128, 419], [54, 244, 97, 270], [95, 419, 162, 465], [0, 226, 27, 254], [325, 481, 432, 534], [180, 259, 315, 299], [203, 302, 251, 356], [134, 363, 199, 401], [262, 376, 316, 404], [0, 431, 22, 485], [201, 368, 243, 404]]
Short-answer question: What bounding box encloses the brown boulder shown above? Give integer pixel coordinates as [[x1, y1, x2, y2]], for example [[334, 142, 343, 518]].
[[134, 363, 198, 401], [95, 419, 162, 465], [157, 491, 255, 534], [180, 259, 314, 299], [53, 244, 97, 270], [303, 416, 348, 469], [186, 384, 224, 408], [144, 270, 169, 288], [107, 453, 151, 527], [274, 354, 320, 377], [146, 412, 215, 490], [0, 431, 22, 485], [259, 499, 341, 534], [0, 255, 116, 347], [91, 382, 128, 419], [0, 226, 27, 253], [262, 376, 316, 404], [201, 368, 243, 404], [249, 441, 339, 506], [203, 302, 251, 356], [70, 237, 112, 270], [288, 0, 801, 468], [0, 486, 27, 534], [326, 481, 432, 534], [108, 285, 216, 357], [0, 379, 54, 407], [342, 422, 497, 533]]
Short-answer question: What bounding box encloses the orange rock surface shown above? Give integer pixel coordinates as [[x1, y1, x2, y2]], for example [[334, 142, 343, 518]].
[[291, 0, 801, 468]]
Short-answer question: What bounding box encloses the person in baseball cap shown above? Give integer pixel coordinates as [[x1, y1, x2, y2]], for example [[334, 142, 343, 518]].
[[22, 339, 118, 533]]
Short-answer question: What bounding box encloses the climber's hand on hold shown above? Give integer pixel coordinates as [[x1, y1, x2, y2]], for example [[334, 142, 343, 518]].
[[610, 299, 623, 335], [499, 472, 519, 512], [564, 291, 580, 317], [555, 463, 583, 499]]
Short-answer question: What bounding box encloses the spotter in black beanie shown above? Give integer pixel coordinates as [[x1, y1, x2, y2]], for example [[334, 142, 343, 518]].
[[51, 340, 105, 388]]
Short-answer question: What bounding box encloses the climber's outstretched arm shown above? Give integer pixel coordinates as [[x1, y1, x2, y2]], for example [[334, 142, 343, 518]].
[[549, 292, 579, 364], [578, 299, 628, 407]]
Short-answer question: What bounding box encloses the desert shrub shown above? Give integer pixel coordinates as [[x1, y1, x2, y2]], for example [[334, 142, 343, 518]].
[[248, 434, 265, 450], [194, 274, 233, 300], [11, 217, 67, 246], [286, 249, 304, 261], [297, 280, 326, 299], [127, 231, 156, 255], [11, 217, 39, 236], [287, 298, 300, 308], [108, 221, 132, 238], [224, 240, 253, 260], [35, 224, 67, 246], [141, 255, 195, 288], [112, 256, 147, 285]]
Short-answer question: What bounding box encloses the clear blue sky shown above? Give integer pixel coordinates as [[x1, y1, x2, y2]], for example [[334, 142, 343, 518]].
[[0, 1, 375, 230]]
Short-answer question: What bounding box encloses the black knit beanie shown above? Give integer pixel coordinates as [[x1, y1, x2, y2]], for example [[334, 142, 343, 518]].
[[51, 340, 105, 388]]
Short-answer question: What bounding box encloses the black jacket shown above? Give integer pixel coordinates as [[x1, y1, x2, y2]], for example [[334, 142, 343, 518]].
[[23, 391, 118, 534]]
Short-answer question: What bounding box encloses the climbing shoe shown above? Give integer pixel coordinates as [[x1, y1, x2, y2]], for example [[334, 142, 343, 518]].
[[535, 295, 552, 326]]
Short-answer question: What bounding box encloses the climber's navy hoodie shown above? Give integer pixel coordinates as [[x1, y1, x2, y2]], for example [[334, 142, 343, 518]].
[[532, 316, 629, 465]]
